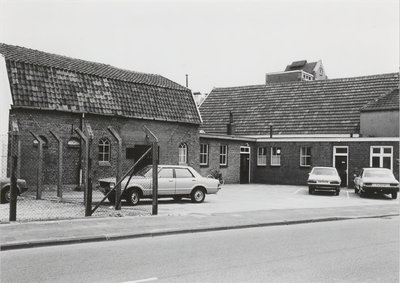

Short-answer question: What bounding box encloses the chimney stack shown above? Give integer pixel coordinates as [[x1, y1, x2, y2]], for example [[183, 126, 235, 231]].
[[227, 111, 236, 135]]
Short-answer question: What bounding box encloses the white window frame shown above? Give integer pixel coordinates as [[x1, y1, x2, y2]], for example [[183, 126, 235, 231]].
[[300, 146, 311, 167], [99, 138, 111, 162], [257, 147, 267, 166], [220, 145, 228, 166], [200, 143, 209, 166], [271, 147, 281, 166], [370, 146, 393, 170], [178, 143, 187, 165]]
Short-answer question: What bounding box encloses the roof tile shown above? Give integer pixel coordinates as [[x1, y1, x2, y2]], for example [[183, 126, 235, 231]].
[[200, 73, 399, 135], [0, 43, 201, 125]]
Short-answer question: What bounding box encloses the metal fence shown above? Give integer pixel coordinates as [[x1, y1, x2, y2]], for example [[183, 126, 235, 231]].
[[0, 126, 157, 223]]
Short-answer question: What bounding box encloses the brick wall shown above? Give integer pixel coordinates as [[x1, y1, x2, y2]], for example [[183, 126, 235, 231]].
[[10, 109, 200, 188]]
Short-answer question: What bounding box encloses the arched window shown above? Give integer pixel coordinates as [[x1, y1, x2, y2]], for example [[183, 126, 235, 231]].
[[99, 138, 111, 162], [33, 135, 49, 147], [179, 143, 187, 165], [67, 137, 80, 148]]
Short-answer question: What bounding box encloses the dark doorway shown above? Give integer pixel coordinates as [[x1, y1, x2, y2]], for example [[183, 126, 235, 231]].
[[126, 145, 152, 173], [240, 153, 250, 184], [335, 155, 348, 187]]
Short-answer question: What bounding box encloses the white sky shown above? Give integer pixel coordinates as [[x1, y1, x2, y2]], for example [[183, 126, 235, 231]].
[[0, 0, 399, 135]]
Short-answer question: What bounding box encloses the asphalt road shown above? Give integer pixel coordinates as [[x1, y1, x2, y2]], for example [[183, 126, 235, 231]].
[[1, 216, 398, 283]]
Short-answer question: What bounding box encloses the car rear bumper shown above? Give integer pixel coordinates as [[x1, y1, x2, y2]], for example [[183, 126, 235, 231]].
[[308, 184, 339, 191], [362, 187, 399, 194]]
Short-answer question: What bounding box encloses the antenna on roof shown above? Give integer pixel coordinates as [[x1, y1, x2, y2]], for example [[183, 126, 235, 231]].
[[186, 74, 188, 88]]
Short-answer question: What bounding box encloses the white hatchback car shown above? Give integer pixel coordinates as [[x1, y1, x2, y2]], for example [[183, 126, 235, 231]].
[[307, 167, 341, 196], [97, 165, 222, 205]]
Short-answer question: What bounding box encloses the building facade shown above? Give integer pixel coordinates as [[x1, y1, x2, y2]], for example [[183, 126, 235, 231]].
[[199, 73, 399, 187], [1, 43, 202, 188]]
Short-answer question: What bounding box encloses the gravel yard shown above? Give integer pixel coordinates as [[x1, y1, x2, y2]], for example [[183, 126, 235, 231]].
[[0, 189, 152, 223]]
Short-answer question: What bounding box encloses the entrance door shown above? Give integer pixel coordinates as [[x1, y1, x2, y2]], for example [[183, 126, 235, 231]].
[[240, 146, 250, 184], [334, 147, 348, 187]]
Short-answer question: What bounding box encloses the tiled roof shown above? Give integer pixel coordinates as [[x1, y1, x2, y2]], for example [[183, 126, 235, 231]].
[[199, 73, 399, 135], [0, 43, 201, 124], [361, 88, 399, 112]]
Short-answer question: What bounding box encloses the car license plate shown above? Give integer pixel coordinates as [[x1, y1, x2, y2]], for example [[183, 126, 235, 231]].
[[317, 181, 327, 183], [372, 183, 389, 187]]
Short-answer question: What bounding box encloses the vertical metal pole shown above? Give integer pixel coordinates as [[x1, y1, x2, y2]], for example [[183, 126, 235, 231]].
[[152, 142, 158, 215], [9, 155, 17, 221], [86, 178, 92, 216], [30, 132, 43, 200], [108, 127, 121, 210], [50, 131, 63, 199], [75, 128, 89, 213]]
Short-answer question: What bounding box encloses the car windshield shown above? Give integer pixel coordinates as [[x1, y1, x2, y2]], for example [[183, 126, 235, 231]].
[[364, 170, 393, 178], [135, 166, 153, 177], [312, 168, 337, 176]]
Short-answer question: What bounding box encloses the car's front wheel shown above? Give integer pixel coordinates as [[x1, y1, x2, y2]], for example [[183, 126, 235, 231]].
[[392, 192, 397, 199], [1, 187, 11, 204], [335, 188, 340, 196], [308, 187, 313, 195], [126, 189, 140, 206], [191, 188, 205, 203]]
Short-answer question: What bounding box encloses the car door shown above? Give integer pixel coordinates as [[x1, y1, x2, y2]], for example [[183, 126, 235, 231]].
[[157, 168, 175, 195], [174, 168, 197, 195]]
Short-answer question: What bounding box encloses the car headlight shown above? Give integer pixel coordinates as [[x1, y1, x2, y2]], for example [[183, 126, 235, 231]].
[[308, 180, 317, 183]]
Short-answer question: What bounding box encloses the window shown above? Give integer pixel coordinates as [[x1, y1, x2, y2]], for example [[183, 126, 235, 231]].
[[371, 146, 393, 170], [175, 168, 195, 178], [257, 147, 267, 166], [67, 137, 80, 148], [179, 143, 187, 165], [300, 147, 311, 167], [33, 135, 49, 147], [200, 143, 209, 166], [158, 168, 173, 178], [99, 138, 111, 162], [220, 145, 228, 166], [271, 147, 281, 166]]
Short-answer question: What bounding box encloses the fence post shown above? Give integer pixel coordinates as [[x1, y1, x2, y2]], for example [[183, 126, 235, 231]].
[[30, 131, 43, 200], [108, 126, 121, 211], [49, 131, 63, 200], [74, 128, 89, 216], [142, 126, 159, 216], [9, 155, 18, 221]]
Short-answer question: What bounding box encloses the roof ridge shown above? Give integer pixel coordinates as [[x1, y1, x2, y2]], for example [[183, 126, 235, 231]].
[[211, 72, 399, 91], [0, 43, 187, 91]]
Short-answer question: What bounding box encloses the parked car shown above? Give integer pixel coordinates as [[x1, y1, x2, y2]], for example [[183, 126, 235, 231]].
[[0, 177, 29, 204], [97, 165, 222, 205], [354, 168, 399, 199], [307, 167, 341, 195]]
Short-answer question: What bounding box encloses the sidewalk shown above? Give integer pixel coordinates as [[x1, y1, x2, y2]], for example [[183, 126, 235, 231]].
[[1, 203, 398, 251]]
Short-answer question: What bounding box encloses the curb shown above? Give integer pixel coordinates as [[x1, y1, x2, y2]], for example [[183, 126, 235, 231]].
[[2, 214, 398, 252]]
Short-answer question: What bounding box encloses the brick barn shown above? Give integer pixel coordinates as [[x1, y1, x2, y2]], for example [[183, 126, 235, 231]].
[[199, 69, 399, 187], [0, 43, 202, 189]]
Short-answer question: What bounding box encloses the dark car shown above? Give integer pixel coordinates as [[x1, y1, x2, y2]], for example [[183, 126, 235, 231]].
[[354, 168, 399, 199], [0, 177, 29, 203]]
